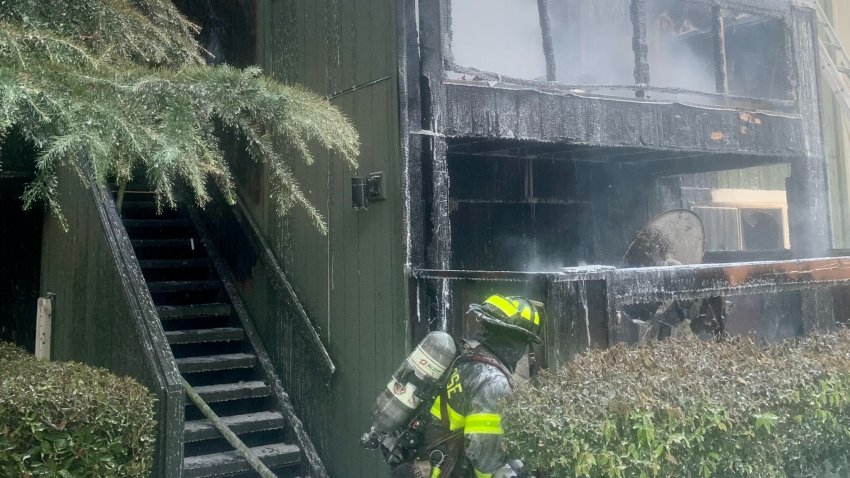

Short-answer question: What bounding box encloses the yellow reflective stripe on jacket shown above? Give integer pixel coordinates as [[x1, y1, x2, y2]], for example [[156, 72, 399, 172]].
[[430, 466, 442, 478], [430, 395, 466, 431], [474, 469, 493, 478], [464, 413, 503, 435]]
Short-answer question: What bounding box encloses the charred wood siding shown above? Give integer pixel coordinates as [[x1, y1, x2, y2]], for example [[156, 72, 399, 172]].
[[252, 1, 406, 477], [41, 166, 184, 477], [442, 84, 806, 157]]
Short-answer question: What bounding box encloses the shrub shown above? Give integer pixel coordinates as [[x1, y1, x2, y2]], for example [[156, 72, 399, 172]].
[[502, 331, 850, 477], [0, 342, 156, 477], [0, 340, 28, 361]]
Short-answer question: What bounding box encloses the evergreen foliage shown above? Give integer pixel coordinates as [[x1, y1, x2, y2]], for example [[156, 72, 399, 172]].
[[502, 332, 850, 477], [0, 0, 359, 232]]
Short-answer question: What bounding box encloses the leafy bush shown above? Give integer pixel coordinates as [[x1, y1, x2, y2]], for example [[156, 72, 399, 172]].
[[0, 342, 156, 476], [502, 331, 850, 477]]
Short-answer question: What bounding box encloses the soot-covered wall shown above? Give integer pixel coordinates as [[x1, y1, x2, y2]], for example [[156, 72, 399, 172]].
[[448, 150, 593, 271]]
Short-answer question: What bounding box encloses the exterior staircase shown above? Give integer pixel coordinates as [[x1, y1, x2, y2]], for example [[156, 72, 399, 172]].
[[117, 190, 324, 477]]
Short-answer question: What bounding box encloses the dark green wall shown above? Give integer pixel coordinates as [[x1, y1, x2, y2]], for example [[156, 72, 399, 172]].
[[0, 179, 42, 351], [40, 166, 184, 477], [247, 1, 406, 476]]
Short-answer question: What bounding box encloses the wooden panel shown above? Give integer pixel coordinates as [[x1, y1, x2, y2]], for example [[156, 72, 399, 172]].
[[249, 1, 405, 476], [40, 166, 183, 477]]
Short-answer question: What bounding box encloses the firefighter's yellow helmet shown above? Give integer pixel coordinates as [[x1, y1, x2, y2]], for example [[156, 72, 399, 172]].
[[468, 294, 544, 343]]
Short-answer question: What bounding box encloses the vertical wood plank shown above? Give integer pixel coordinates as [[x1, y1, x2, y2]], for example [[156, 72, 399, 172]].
[[35, 297, 52, 360]]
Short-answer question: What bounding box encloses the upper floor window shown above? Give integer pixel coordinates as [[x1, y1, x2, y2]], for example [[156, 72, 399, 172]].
[[445, 0, 793, 102]]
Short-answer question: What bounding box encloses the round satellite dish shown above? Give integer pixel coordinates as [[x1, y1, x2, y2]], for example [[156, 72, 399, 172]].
[[623, 209, 705, 267]]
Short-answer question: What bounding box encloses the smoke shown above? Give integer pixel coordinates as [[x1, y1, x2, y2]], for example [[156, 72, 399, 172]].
[[549, 0, 635, 85], [449, 0, 548, 80], [448, 0, 720, 93], [645, 1, 716, 92]]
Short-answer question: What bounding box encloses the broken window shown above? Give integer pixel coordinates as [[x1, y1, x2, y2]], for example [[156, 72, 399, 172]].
[[724, 14, 791, 99], [449, 0, 547, 80], [646, 0, 716, 93], [548, 0, 634, 85]]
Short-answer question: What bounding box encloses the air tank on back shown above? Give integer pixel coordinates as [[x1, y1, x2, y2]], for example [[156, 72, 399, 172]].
[[370, 331, 457, 433]]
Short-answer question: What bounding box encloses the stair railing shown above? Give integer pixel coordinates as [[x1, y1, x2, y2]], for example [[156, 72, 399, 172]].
[[230, 197, 335, 376], [182, 379, 277, 478], [187, 206, 330, 478]]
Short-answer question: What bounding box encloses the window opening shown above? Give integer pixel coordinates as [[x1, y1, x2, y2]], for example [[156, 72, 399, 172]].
[[548, 0, 634, 85], [724, 13, 791, 99], [645, 0, 716, 93], [449, 0, 547, 80]]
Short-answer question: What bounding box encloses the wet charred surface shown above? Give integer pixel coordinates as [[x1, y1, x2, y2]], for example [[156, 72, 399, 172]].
[[442, 84, 805, 157], [609, 257, 850, 304]]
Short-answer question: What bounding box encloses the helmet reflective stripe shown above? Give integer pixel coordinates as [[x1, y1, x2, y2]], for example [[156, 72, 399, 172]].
[[483, 295, 518, 319], [511, 298, 540, 326], [484, 295, 539, 326]]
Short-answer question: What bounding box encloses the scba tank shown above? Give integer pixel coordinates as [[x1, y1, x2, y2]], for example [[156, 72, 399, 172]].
[[371, 331, 457, 433]]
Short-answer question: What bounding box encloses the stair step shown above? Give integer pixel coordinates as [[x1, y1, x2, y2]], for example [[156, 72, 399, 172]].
[[177, 353, 256, 373], [193, 381, 271, 403], [119, 200, 157, 210], [183, 443, 301, 478], [132, 238, 197, 248], [167, 327, 244, 345], [139, 258, 211, 270], [157, 303, 232, 320], [148, 280, 220, 293], [184, 412, 286, 443], [124, 218, 190, 228]]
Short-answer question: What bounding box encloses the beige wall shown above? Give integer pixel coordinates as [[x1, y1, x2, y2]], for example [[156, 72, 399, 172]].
[[820, 0, 850, 248]]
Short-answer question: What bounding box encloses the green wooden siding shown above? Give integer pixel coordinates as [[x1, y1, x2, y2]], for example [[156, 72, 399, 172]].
[[41, 166, 184, 477], [681, 164, 791, 191], [249, 1, 406, 476]]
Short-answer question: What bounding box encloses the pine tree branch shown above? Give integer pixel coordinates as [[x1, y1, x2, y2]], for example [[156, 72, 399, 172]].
[[0, 0, 359, 233]]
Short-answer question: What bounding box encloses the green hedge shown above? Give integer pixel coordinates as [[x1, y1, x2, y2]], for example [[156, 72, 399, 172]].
[[0, 341, 156, 477], [502, 331, 850, 477]]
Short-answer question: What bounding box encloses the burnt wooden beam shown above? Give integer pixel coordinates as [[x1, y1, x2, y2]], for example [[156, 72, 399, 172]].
[[398, 0, 425, 273], [420, 0, 454, 330], [537, 0, 557, 82], [712, 6, 730, 95], [610, 257, 850, 305], [442, 84, 806, 157], [787, 5, 830, 258], [631, 0, 650, 97]]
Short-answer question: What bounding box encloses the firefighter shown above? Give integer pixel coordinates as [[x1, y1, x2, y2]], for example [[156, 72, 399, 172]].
[[401, 294, 544, 478]]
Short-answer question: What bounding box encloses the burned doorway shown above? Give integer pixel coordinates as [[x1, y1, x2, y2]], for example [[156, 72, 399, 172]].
[[0, 132, 43, 352], [447, 139, 594, 271]]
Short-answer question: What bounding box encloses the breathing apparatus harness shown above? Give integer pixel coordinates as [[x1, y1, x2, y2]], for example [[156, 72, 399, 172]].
[[362, 339, 514, 474]]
